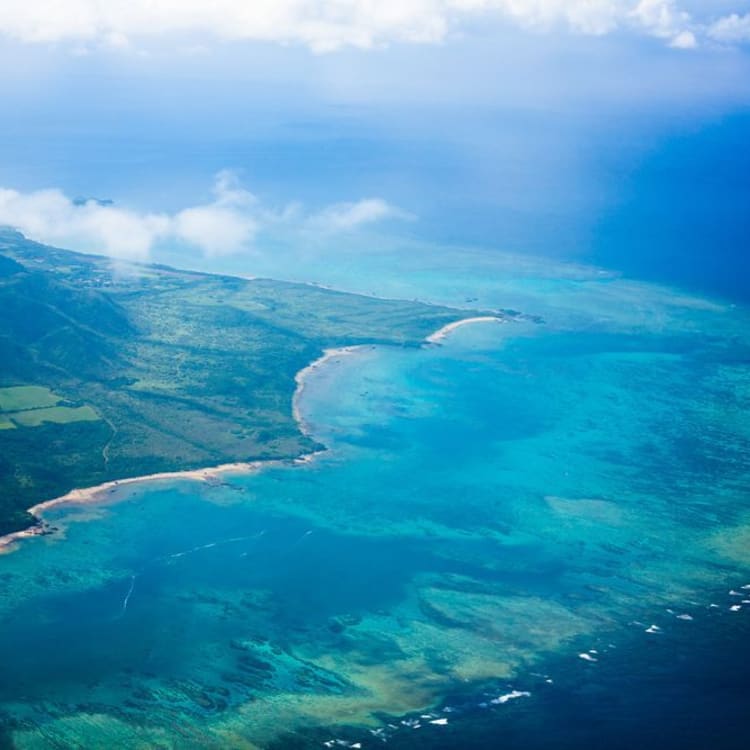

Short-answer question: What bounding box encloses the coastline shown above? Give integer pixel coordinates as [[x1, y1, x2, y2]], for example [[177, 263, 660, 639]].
[[425, 316, 505, 343], [292, 345, 368, 435], [0, 316, 501, 555], [0, 461, 267, 555]]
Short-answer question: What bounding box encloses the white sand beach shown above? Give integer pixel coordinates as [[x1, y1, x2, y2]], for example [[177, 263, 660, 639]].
[[292, 345, 366, 432], [2, 315, 504, 554], [425, 316, 504, 343], [0, 460, 269, 554]]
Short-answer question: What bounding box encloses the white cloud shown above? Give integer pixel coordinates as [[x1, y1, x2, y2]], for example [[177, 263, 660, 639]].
[[0, 187, 169, 261], [310, 198, 413, 232], [708, 13, 750, 43], [670, 29, 697, 48], [456, 0, 622, 35], [173, 205, 257, 258], [630, 0, 694, 46], [0, 173, 410, 261], [0, 0, 740, 51], [173, 170, 259, 257]]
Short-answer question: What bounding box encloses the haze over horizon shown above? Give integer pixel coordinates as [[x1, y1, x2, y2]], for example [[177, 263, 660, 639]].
[[0, 0, 748, 300]]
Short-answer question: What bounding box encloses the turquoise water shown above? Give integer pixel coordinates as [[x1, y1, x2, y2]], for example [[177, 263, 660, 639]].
[[1, 271, 750, 748]]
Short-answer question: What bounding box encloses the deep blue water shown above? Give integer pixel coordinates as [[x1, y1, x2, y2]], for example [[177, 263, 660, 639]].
[[591, 112, 750, 305], [359, 610, 750, 750]]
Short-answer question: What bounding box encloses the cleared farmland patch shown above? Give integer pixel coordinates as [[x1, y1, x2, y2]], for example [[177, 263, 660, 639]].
[[10, 405, 100, 427], [0, 386, 59, 412]]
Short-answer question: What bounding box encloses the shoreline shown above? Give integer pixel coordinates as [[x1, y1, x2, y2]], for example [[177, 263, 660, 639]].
[[292, 345, 367, 435], [425, 316, 505, 343], [0, 316, 502, 555], [0, 461, 269, 555]]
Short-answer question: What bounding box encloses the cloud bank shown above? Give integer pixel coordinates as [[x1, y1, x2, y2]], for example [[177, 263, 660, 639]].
[[0, 172, 409, 262], [708, 12, 750, 43], [0, 1, 746, 51]]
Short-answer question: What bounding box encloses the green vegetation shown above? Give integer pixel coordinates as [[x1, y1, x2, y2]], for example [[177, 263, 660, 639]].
[[9, 405, 100, 427], [0, 385, 101, 429], [0, 229, 479, 535], [0, 385, 60, 411]]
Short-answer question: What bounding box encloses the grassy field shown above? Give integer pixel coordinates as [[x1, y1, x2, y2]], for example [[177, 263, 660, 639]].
[[0, 229, 487, 535], [0, 385, 101, 430], [0, 385, 60, 412], [9, 405, 100, 427]]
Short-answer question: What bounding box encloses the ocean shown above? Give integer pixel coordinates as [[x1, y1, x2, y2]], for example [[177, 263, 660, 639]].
[[1, 263, 748, 748]]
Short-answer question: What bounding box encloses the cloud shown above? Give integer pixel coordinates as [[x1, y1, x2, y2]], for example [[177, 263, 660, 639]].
[[0, 187, 169, 261], [173, 170, 259, 257], [0, 173, 410, 261], [309, 198, 413, 232], [0, 0, 739, 51], [629, 0, 695, 47], [708, 13, 750, 43], [669, 29, 697, 49], [173, 205, 258, 258]]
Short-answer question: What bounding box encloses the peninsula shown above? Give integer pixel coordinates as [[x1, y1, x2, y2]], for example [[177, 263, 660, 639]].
[[0, 229, 499, 536]]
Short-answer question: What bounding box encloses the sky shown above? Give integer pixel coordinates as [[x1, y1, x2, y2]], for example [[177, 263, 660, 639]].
[[0, 1, 749, 300]]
